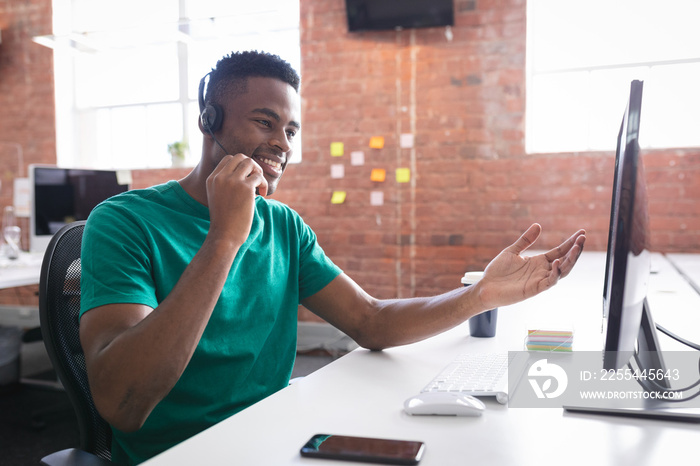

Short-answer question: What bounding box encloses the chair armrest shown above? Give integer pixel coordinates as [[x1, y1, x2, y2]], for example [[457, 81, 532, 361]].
[[41, 448, 115, 466]]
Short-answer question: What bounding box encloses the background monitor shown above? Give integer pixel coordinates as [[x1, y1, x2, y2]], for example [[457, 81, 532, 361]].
[[345, 0, 454, 32], [29, 165, 129, 254]]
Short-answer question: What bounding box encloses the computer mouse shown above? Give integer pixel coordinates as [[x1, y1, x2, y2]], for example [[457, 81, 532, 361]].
[[403, 392, 485, 417]]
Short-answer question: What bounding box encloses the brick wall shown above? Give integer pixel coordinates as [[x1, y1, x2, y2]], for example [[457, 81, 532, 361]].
[[1, 0, 698, 318], [0, 0, 55, 251], [279, 0, 700, 321]]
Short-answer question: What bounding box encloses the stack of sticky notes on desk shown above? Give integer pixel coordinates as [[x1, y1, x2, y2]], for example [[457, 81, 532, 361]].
[[526, 330, 573, 352]]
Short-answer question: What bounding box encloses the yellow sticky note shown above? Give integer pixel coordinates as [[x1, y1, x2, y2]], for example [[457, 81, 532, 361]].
[[370, 168, 386, 182], [331, 191, 347, 204], [369, 136, 385, 149], [396, 168, 411, 183], [330, 142, 344, 157]]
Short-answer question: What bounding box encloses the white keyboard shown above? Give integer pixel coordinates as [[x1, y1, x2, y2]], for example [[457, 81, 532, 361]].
[[421, 352, 526, 405]]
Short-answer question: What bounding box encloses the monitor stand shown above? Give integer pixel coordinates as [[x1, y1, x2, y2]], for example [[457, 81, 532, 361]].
[[564, 299, 700, 422]]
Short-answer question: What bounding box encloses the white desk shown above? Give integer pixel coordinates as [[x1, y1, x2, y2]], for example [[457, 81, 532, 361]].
[[666, 253, 700, 294], [0, 252, 43, 327], [143, 253, 700, 466], [0, 252, 43, 289]]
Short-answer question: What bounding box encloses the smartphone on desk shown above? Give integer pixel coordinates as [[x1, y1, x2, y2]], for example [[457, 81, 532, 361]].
[[300, 433, 425, 465]]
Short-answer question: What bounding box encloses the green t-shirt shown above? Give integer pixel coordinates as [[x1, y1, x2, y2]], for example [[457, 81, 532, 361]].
[[80, 181, 342, 464]]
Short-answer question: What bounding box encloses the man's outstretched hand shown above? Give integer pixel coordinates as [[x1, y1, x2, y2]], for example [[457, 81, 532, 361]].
[[478, 224, 586, 310]]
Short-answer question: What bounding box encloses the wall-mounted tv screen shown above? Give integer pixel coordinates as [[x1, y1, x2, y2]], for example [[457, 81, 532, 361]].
[[346, 0, 454, 32]]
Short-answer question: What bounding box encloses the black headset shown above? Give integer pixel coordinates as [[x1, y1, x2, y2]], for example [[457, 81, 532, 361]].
[[198, 72, 228, 154], [198, 72, 224, 133]]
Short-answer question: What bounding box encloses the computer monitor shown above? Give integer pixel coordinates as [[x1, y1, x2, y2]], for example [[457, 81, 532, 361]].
[[564, 81, 700, 423], [599, 80, 671, 386], [600, 80, 663, 371], [29, 165, 130, 254], [563, 80, 700, 420]]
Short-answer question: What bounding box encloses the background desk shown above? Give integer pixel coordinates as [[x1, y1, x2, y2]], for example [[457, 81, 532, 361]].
[[0, 252, 43, 327], [143, 252, 700, 466], [0, 252, 43, 289]]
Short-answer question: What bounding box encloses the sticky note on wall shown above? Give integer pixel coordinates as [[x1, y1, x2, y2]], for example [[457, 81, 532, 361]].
[[13, 178, 30, 217], [396, 168, 411, 183], [330, 142, 344, 157], [116, 170, 133, 185], [370, 168, 386, 182], [370, 191, 384, 206], [350, 151, 365, 166], [331, 191, 347, 204], [369, 136, 384, 149], [330, 164, 345, 179]]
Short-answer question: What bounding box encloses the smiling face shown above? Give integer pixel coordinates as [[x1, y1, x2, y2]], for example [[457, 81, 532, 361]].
[[212, 76, 301, 196]]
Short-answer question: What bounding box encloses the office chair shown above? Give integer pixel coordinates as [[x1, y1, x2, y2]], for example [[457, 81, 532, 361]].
[[38, 221, 114, 465]]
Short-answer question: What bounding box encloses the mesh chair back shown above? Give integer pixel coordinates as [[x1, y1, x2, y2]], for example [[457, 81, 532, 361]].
[[39, 221, 112, 461]]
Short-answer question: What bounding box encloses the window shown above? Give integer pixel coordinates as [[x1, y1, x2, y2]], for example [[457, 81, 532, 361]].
[[526, 0, 700, 153], [44, 0, 301, 169]]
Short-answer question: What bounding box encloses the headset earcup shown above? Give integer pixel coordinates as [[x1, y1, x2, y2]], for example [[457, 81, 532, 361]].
[[201, 103, 223, 133]]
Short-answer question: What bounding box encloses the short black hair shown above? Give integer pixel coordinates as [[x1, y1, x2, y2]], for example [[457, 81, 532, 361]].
[[204, 50, 300, 107]]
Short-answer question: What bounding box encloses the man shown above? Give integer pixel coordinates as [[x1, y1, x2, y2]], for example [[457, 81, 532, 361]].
[[80, 51, 586, 464]]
